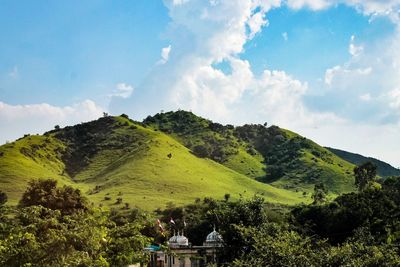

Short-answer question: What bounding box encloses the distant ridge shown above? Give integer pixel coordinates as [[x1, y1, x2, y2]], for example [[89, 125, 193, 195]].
[[326, 147, 400, 177]]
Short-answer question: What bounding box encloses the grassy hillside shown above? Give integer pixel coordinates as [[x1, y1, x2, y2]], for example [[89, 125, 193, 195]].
[[144, 111, 356, 194], [0, 134, 87, 205], [326, 147, 400, 177], [0, 115, 305, 209]]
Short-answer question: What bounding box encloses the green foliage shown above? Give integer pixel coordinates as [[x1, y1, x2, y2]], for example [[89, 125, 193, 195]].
[[105, 221, 150, 266], [354, 161, 377, 191], [144, 110, 240, 163], [292, 177, 400, 244], [311, 182, 328, 205], [19, 179, 88, 215], [143, 111, 355, 194], [232, 223, 400, 267], [327, 147, 400, 177], [0, 182, 151, 267], [0, 206, 109, 267]]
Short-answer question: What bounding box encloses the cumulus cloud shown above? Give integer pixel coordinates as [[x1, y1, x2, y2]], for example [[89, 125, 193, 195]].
[[158, 45, 172, 65], [109, 0, 400, 166], [0, 100, 104, 144], [287, 0, 400, 19], [387, 88, 400, 109], [111, 83, 134, 99], [349, 35, 364, 57], [286, 0, 331, 10], [324, 65, 372, 86]]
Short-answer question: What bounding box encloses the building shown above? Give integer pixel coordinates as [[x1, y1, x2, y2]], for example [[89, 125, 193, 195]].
[[147, 228, 224, 267]]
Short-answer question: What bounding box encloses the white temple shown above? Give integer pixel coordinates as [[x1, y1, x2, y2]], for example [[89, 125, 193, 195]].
[[148, 228, 224, 267]]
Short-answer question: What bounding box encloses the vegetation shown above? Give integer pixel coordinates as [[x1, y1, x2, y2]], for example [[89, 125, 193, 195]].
[[0, 113, 304, 209], [155, 172, 400, 266], [327, 147, 400, 177], [1, 163, 400, 266], [0, 180, 150, 267], [354, 161, 377, 191], [144, 111, 356, 194]]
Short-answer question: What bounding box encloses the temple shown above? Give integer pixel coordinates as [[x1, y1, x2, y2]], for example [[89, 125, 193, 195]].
[[146, 228, 224, 267]]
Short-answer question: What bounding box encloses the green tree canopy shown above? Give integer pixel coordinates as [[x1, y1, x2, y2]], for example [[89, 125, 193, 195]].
[[354, 162, 377, 191], [19, 179, 88, 215]]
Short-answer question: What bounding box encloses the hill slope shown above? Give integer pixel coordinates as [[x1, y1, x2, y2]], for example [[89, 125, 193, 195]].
[[0, 115, 304, 209], [144, 111, 356, 194], [326, 147, 400, 177]]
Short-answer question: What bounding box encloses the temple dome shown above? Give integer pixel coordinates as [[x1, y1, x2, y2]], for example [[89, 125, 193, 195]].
[[204, 228, 223, 247], [169, 231, 189, 248], [176, 234, 189, 246], [206, 230, 223, 242], [169, 234, 178, 244]]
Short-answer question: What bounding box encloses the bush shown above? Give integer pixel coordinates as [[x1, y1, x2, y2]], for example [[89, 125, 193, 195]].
[[19, 179, 88, 215]]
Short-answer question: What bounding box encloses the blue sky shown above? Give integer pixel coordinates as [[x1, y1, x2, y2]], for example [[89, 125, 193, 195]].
[[1, 0, 400, 167]]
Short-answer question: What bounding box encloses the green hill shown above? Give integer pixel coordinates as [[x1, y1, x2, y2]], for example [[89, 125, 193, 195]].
[[144, 111, 356, 194], [326, 147, 400, 177], [0, 115, 304, 209]]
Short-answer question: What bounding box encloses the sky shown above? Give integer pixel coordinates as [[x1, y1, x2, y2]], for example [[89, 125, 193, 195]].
[[1, 0, 400, 167]]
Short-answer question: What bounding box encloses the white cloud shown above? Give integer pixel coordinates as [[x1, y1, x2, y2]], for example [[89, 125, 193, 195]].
[[110, 0, 400, 166], [158, 45, 172, 65], [387, 88, 400, 109], [172, 0, 188, 6], [324, 65, 372, 86], [287, 0, 400, 19], [286, 0, 331, 10], [0, 100, 104, 144], [247, 11, 268, 39], [349, 35, 364, 57], [282, 32, 288, 41], [110, 83, 134, 99]]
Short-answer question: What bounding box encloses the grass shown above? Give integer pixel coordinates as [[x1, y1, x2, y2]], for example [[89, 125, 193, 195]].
[[223, 148, 266, 179], [0, 116, 306, 210], [0, 135, 88, 205], [268, 131, 356, 194]]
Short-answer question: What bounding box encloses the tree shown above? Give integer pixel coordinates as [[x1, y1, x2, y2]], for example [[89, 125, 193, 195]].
[[224, 193, 231, 202], [312, 183, 328, 205], [19, 179, 88, 215], [0, 206, 109, 267], [0, 190, 7, 206], [354, 162, 377, 191], [192, 144, 211, 158]]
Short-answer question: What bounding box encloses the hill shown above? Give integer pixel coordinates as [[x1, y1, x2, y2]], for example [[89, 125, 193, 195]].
[[326, 147, 400, 177], [0, 115, 304, 209], [144, 111, 356, 194]]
